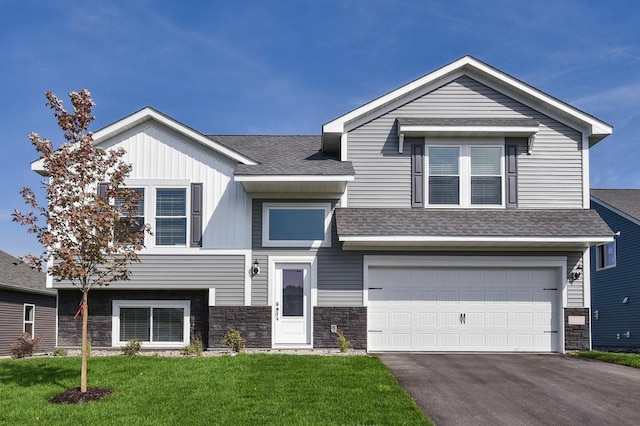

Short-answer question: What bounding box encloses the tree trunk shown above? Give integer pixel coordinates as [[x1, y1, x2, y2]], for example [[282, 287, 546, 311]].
[[81, 290, 88, 393]]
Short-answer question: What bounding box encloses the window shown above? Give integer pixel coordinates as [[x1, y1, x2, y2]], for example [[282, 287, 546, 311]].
[[155, 188, 187, 246], [596, 241, 616, 270], [115, 188, 145, 241], [112, 300, 190, 347], [263, 203, 332, 248], [426, 143, 504, 207], [24, 304, 35, 337]]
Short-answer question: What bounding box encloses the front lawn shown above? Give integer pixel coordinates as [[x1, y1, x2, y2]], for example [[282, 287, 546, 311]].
[[0, 354, 431, 425], [578, 351, 640, 368]]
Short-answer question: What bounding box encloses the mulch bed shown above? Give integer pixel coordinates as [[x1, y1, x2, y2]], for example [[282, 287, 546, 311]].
[[49, 387, 113, 404]]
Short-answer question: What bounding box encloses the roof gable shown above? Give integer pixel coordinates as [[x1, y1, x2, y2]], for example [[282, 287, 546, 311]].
[[591, 189, 640, 226], [32, 107, 257, 174], [323, 56, 612, 146], [0, 250, 54, 295]]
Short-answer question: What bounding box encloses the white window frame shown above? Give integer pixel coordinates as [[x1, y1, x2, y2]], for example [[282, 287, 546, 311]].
[[262, 202, 332, 248], [121, 180, 191, 249], [595, 241, 616, 270], [154, 187, 189, 247], [112, 300, 191, 348], [23, 304, 35, 337], [425, 139, 505, 208]]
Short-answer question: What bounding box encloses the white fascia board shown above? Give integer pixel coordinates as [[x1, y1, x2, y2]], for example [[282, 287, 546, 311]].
[[235, 175, 355, 182], [322, 56, 612, 139], [92, 108, 256, 165], [400, 124, 539, 135], [340, 235, 614, 244]]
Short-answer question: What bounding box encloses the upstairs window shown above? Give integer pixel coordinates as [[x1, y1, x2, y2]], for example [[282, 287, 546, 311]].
[[263, 203, 332, 248], [596, 241, 616, 270], [115, 188, 145, 241], [426, 143, 504, 207], [155, 188, 187, 246]]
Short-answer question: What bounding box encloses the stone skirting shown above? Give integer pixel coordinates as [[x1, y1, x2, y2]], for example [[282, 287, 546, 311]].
[[313, 307, 367, 350], [564, 307, 591, 351], [57, 289, 209, 348], [208, 306, 272, 349]]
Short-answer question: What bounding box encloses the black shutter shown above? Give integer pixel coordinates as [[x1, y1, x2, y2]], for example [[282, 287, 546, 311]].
[[190, 183, 203, 247], [97, 182, 108, 198], [411, 142, 424, 208], [505, 140, 519, 209]]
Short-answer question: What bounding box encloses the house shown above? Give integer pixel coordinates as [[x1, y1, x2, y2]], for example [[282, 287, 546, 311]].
[[590, 189, 640, 351], [0, 249, 56, 356], [36, 56, 614, 353]]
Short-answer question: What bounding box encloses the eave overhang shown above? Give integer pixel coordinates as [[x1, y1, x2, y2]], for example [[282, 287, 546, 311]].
[[235, 174, 354, 197], [339, 235, 613, 251], [396, 118, 540, 154]]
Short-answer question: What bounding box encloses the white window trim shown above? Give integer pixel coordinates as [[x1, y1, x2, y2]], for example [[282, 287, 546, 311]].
[[595, 241, 616, 270], [121, 180, 191, 249], [24, 304, 35, 336], [112, 300, 191, 348], [154, 186, 189, 247], [425, 139, 505, 208], [262, 202, 332, 248]]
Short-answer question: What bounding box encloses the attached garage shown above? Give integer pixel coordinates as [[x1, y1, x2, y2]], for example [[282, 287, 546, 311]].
[[365, 256, 566, 353]]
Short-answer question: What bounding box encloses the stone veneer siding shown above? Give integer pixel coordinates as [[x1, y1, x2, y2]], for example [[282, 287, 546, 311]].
[[209, 306, 272, 349], [313, 307, 367, 350], [564, 307, 591, 351], [57, 289, 209, 348]]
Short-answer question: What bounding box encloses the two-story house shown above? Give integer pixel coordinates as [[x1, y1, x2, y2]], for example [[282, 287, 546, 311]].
[[39, 56, 613, 353]]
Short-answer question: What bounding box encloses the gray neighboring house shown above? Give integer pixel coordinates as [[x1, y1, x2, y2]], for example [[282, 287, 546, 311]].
[[590, 189, 640, 350], [0, 250, 56, 356], [35, 56, 614, 353]]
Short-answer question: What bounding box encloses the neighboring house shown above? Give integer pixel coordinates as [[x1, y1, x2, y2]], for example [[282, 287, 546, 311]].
[[0, 249, 56, 356], [590, 189, 640, 350], [34, 56, 614, 353]]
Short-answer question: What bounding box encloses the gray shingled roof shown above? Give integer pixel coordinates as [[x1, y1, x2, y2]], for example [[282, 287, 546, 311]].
[[591, 189, 640, 223], [396, 117, 539, 127], [0, 250, 54, 296], [209, 135, 355, 176], [336, 208, 613, 238]]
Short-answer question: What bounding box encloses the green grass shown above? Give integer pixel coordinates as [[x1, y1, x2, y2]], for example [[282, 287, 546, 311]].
[[578, 350, 640, 368], [0, 354, 432, 425]]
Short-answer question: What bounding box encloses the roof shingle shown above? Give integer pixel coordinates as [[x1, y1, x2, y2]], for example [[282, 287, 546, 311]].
[[0, 250, 54, 295], [591, 189, 640, 223]]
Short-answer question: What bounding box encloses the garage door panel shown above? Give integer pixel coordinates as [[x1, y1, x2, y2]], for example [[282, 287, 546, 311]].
[[368, 266, 559, 352]]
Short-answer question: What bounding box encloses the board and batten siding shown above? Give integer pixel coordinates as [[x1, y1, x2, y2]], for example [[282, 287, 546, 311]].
[[0, 290, 56, 356], [250, 199, 363, 307], [54, 254, 246, 306], [100, 122, 251, 249], [346, 76, 584, 209]]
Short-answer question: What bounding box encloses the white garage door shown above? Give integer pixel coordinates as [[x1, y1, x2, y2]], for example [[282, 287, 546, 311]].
[[367, 266, 559, 352]]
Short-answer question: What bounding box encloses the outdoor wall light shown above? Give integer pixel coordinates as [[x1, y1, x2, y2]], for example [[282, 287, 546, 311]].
[[251, 260, 261, 276], [568, 271, 581, 282]]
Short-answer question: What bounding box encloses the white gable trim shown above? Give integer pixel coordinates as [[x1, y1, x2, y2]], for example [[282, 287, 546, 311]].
[[591, 196, 640, 227], [32, 107, 257, 174], [323, 56, 612, 141]]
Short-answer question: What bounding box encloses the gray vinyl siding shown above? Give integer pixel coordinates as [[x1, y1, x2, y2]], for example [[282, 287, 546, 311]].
[[566, 252, 585, 308], [347, 76, 584, 209], [54, 254, 246, 306], [0, 290, 56, 356], [590, 203, 640, 349], [251, 199, 363, 307]]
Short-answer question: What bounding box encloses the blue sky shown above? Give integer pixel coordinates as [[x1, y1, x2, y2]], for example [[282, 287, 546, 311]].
[[1, 0, 639, 257]]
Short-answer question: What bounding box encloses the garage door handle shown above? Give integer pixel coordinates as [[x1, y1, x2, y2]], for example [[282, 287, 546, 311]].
[[460, 313, 466, 324]]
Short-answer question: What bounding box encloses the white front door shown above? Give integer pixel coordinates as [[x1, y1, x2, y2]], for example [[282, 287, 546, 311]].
[[273, 263, 311, 347]]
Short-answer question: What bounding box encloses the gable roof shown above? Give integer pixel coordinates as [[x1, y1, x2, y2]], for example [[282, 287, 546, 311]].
[[32, 107, 257, 175], [0, 250, 54, 296], [591, 189, 640, 225], [323, 55, 612, 146], [336, 208, 613, 249]]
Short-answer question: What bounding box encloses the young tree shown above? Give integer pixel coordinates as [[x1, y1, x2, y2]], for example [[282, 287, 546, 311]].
[[13, 90, 148, 394]]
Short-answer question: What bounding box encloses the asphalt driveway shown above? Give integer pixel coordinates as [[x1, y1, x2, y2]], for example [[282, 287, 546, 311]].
[[378, 353, 640, 426]]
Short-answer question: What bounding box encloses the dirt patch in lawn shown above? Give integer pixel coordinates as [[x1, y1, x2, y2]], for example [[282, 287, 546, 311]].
[[50, 387, 113, 404]]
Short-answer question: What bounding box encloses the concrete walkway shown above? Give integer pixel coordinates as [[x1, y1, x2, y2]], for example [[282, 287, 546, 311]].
[[378, 353, 640, 426]]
